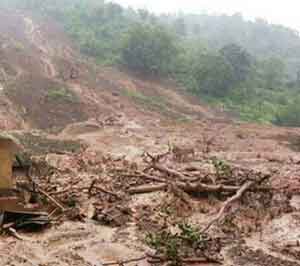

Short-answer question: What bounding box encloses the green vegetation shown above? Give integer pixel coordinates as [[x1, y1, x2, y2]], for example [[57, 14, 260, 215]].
[[212, 157, 233, 178], [12, 132, 82, 155], [121, 24, 178, 76], [2, 0, 300, 126], [273, 97, 300, 127], [123, 89, 167, 110], [123, 89, 187, 120], [46, 87, 78, 103], [146, 223, 210, 266]]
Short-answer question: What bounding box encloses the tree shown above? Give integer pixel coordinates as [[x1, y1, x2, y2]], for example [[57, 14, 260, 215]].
[[173, 17, 187, 36], [138, 9, 150, 20], [295, 68, 300, 87], [260, 57, 286, 89], [190, 53, 235, 97], [220, 44, 252, 85], [104, 2, 123, 19], [274, 97, 300, 127], [121, 24, 178, 76]]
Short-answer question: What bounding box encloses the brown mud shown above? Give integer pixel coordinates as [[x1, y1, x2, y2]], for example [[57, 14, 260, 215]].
[[1, 8, 300, 266]]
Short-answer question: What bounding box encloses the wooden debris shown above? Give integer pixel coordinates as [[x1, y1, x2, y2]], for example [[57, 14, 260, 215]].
[[8, 228, 29, 241], [102, 255, 147, 266], [128, 183, 167, 194], [152, 164, 188, 181], [38, 187, 65, 212], [93, 185, 121, 199], [146, 253, 221, 264], [201, 173, 271, 233], [128, 180, 268, 195]]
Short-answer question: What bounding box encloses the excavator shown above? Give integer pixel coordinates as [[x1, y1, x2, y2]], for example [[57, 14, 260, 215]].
[[0, 133, 49, 228]]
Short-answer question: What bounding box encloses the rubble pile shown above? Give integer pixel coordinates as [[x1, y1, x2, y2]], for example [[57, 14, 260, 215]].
[[8, 144, 293, 265]]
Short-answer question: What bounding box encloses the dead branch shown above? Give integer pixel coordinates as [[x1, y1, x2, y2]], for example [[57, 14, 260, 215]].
[[88, 179, 97, 195], [121, 171, 166, 183], [152, 164, 188, 181], [201, 180, 254, 233], [94, 185, 121, 199], [146, 253, 221, 264], [86, 179, 121, 199], [145, 151, 169, 164], [137, 171, 166, 182], [38, 187, 65, 212], [8, 228, 30, 241], [102, 255, 147, 266], [128, 184, 167, 194], [277, 240, 300, 248], [285, 240, 300, 248], [128, 181, 250, 195], [180, 257, 221, 264]]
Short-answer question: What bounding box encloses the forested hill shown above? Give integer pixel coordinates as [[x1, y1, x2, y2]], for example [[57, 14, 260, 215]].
[[3, 0, 300, 75], [2, 0, 300, 125], [164, 13, 300, 77]]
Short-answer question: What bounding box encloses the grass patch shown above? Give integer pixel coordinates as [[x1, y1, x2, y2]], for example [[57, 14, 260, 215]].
[[146, 223, 219, 266], [123, 89, 167, 110], [123, 88, 187, 120], [12, 132, 82, 156], [198, 87, 299, 124], [46, 87, 79, 103]]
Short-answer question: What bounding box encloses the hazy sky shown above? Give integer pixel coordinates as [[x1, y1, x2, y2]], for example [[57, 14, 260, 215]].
[[113, 0, 300, 30]]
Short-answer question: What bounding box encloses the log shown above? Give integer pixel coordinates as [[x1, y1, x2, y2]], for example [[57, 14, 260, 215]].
[[201, 180, 254, 233], [102, 256, 147, 266], [94, 185, 121, 199], [136, 171, 166, 183], [38, 187, 65, 212], [128, 182, 240, 195], [152, 164, 188, 181], [146, 253, 221, 264], [122, 171, 166, 183], [8, 228, 30, 241], [128, 184, 167, 194], [128, 180, 270, 195]]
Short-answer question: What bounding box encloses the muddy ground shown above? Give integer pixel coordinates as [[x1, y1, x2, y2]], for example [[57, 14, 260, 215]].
[[1, 8, 300, 266], [2, 118, 300, 266]]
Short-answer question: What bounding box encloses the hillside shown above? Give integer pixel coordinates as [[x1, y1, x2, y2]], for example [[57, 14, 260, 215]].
[[1, 6, 300, 266], [0, 9, 216, 132], [4, 0, 300, 124], [165, 13, 300, 76]]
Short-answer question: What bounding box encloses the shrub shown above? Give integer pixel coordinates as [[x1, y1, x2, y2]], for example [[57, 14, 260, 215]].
[[273, 98, 300, 127], [121, 24, 178, 76]]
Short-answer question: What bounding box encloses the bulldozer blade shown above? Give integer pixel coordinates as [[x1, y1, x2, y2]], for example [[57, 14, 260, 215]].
[[0, 195, 47, 216]]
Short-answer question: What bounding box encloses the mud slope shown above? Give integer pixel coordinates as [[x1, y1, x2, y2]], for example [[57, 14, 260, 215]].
[[0, 9, 216, 132]]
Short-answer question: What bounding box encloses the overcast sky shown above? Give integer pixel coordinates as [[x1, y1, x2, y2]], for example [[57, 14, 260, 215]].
[[113, 0, 300, 30]]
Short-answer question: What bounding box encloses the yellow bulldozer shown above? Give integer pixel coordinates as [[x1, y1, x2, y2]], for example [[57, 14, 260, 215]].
[[0, 133, 49, 228]]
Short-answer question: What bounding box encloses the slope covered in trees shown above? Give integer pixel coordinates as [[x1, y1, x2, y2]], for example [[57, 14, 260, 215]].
[[2, 0, 300, 126]]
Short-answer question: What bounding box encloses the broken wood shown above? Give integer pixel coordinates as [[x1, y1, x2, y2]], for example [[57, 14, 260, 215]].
[[8, 228, 29, 241], [128, 183, 167, 194], [86, 179, 120, 199], [121, 171, 166, 183], [279, 240, 300, 248], [88, 179, 97, 195], [146, 253, 221, 264], [135, 171, 167, 183], [152, 164, 188, 181], [127, 180, 267, 195], [38, 187, 65, 212], [102, 255, 147, 266], [201, 180, 254, 233], [94, 185, 121, 199]]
